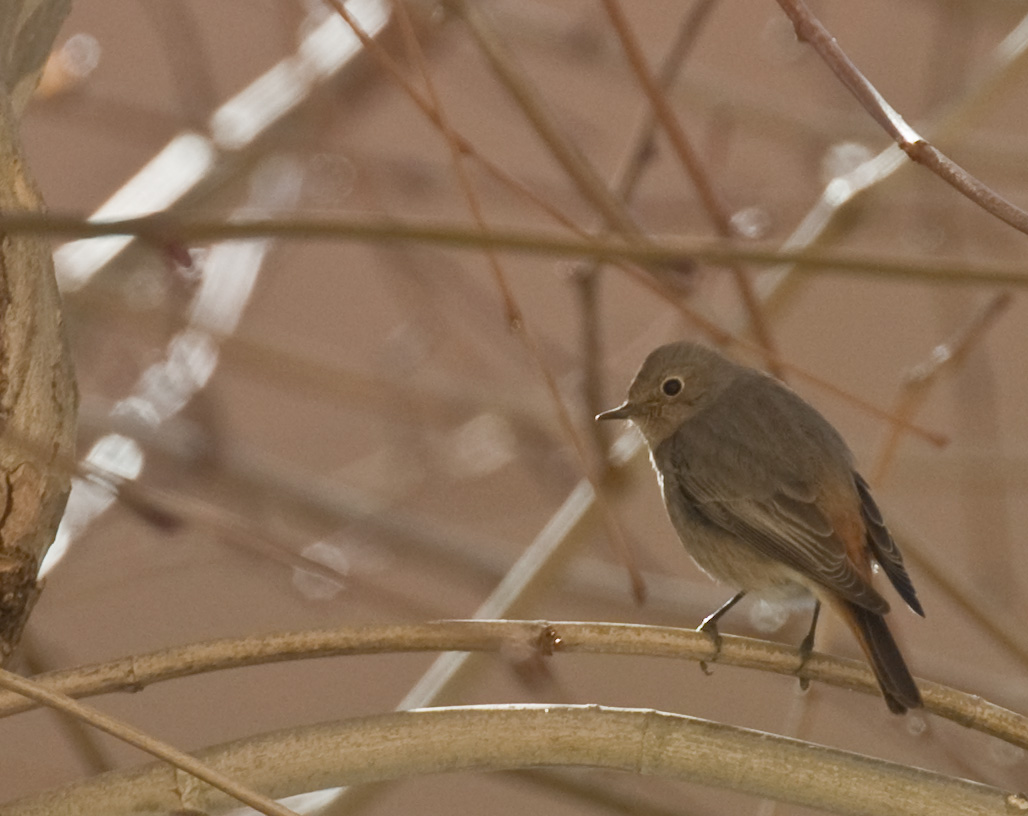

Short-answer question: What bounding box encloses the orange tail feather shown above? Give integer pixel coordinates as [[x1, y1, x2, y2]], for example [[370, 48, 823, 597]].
[[835, 601, 921, 714]]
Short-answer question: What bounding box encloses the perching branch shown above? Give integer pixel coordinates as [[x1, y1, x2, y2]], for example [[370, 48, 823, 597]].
[[1, 620, 1024, 751]]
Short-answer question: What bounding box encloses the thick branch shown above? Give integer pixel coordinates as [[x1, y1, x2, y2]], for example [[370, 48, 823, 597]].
[[0, 9, 77, 662], [0, 705, 1016, 816]]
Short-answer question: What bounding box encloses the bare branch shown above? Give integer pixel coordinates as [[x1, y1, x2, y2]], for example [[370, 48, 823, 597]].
[[0, 704, 1015, 816], [0, 668, 299, 816], [776, 0, 1028, 237], [1, 620, 1025, 750], [376, 0, 643, 597], [600, 0, 783, 377], [0, 211, 1025, 290], [872, 292, 1012, 483]]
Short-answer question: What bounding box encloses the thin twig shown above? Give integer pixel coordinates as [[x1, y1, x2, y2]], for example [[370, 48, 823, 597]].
[[54, 212, 953, 448], [871, 292, 1012, 483], [577, 0, 718, 466], [0, 669, 299, 816], [775, 0, 1028, 237], [18, 637, 113, 776], [2, 210, 1025, 290], [380, 0, 644, 599], [600, 0, 783, 377], [324, 0, 697, 475], [446, 0, 645, 239], [0, 403, 449, 621], [319, 0, 592, 240], [612, 0, 720, 205], [754, 11, 1028, 326], [892, 519, 1028, 677], [16, 211, 957, 445]]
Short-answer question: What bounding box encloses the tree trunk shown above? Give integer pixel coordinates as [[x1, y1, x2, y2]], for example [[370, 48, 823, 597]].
[[0, 0, 77, 663]]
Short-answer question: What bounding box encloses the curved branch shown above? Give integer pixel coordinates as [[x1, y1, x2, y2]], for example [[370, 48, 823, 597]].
[[0, 705, 1017, 816], [0, 620, 1024, 750]]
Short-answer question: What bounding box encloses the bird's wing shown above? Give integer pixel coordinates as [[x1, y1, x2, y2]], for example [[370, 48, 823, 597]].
[[854, 472, 924, 616], [660, 383, 890, 614]]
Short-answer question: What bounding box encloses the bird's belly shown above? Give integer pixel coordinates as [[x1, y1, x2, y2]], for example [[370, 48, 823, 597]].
[[661, 487, 808, 598], [685, 526, 806, 596]]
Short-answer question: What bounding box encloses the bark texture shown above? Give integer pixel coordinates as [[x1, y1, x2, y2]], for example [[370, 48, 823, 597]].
[[0, 0, 76, 663]]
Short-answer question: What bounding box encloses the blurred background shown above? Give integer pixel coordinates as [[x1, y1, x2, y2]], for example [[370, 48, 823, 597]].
[[2, 0, 1028, 811]]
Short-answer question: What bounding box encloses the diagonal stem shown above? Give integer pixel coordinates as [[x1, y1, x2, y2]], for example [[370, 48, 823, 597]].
[[775, 0, 1028, 237], [0, 669, 299, 816], [601, 0, 782, 376]]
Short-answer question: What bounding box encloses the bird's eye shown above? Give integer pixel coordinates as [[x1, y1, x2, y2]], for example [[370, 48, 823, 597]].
[[661, 377, 683, 397]]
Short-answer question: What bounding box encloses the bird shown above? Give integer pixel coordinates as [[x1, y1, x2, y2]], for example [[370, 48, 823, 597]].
[[596, 341, 924, 713]]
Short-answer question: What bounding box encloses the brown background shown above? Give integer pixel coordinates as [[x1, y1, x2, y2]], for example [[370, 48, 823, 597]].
[[2, 0, 1027, 812]]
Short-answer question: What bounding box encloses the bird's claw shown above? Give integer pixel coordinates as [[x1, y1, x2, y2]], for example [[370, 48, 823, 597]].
[[796, 629, 816, 691], [697, 619, 722, 675]]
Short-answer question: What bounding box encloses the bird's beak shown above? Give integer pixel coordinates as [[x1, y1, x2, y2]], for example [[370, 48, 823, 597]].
[[595, 402, 636, 421]]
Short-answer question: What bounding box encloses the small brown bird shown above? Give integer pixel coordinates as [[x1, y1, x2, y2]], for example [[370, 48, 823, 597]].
[[597, 341, 924, 713]]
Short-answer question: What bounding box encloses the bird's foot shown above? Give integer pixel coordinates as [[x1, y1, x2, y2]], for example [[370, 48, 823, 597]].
[[697, 617, 722, 675], [795, 627, 816, 691], [795, 600, 821, 691]]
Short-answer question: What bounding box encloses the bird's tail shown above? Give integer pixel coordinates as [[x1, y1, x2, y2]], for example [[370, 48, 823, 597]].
[[835, 601, 922, 714]]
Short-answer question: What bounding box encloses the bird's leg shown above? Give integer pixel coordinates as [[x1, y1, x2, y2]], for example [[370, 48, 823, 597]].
[[697, 591, 745, 674], [796, 600, 821, 690]]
